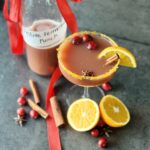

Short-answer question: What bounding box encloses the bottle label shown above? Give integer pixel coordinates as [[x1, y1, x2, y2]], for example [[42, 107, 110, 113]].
[[22, 20, 67, 49]]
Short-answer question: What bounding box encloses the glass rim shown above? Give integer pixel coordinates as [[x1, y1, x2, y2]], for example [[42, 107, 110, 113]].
[[57, 31, 120, 81]]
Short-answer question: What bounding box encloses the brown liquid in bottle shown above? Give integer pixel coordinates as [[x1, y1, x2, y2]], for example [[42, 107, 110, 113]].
[[26, 45, 58, 76], [25, 21, 59, 76]]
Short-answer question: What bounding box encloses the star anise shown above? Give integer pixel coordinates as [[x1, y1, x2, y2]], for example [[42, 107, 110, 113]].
[[99, 126, 113, 137], [82, 70, 94, 77], [14, 115, 27, 127]]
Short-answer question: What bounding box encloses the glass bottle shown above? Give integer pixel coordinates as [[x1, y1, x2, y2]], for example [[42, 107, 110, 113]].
[[22, 0, 67, 76]]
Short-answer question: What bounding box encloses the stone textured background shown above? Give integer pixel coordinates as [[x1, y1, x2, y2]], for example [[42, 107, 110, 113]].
[[70, 0, 150, 45], [0, 1, 150, 150]]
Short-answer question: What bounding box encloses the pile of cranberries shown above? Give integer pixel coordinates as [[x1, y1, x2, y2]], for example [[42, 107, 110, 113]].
[[90, 119, 113, 148], [16, 86, 39, 123], [72, 34, 98, 50]]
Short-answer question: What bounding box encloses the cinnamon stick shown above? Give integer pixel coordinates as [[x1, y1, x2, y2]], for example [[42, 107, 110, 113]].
[[50, 96, 65, 127], [29, 79, 40, 104], [105, 54, 119, 65], [27, 99, 48, 119]]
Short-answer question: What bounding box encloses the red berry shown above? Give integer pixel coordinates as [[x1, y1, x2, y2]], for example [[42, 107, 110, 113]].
[[101, 82, 112, 91], [29, 110, 39, 119], [87, 41, 97, 50], [20, 86, 29, 96], [90, 129, 99, 137], [98, 137, 107, 148], [17, 97, 26, 106], [72, 36, 82, 45], [97, 119, 106, 127], [82, 34, 93, 42], [17, 108, 26, 117]]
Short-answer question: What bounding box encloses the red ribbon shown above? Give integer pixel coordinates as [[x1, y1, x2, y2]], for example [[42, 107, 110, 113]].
[[71, 0, 82, 2], [46, 67, 62, 150], [3, 0, 24, 55], [46, 1, 79, 150], [56, 0, 78, 33]]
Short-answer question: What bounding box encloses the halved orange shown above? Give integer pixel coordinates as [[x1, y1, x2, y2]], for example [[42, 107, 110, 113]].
[[67, 98, 100, 132], [100, 95, 130, 127]]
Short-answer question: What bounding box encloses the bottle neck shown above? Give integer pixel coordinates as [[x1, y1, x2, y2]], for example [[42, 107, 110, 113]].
[[22, 0, 63, 27]]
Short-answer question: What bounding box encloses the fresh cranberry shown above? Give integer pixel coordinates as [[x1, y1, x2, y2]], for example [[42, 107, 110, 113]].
[[17, 108, 26, 117], [20, 86, 29, 96], [29, 110, 39, 119], [97, 119, 106, 127], [82, 34, 93, 42], [72, 36, 82, 45], [98, 137, 107, 148], [101, 82, 112, 91], [90, 129, 99, 137], [87, 41, 97, 50], [17, 97, 26, 106]]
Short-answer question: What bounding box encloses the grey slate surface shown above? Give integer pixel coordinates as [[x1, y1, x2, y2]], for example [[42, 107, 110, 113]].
[[0, 1, 150, 149], [70, 0, 150, 45]]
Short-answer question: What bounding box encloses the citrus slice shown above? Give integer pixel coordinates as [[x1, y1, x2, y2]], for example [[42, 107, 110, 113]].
[[98, 46, 137, 68], [100, 95, 130, 127], [67, 98, 100, 132]]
